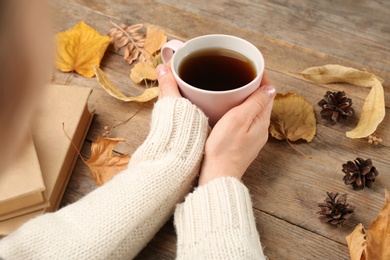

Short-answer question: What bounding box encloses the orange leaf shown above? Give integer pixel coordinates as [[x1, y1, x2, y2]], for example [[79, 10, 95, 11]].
[[86, 137, 130, 186], [55, 21, 111, 78]]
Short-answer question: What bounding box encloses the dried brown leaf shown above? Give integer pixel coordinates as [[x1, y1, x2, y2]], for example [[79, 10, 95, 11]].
[[269, 93, 316, 142], [93, 65, 158, 102], [86, 136, 130, 186]]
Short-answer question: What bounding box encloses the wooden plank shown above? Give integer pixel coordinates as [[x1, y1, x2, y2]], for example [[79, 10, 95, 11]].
[[157, 0, 390, 71], [254, 209, 350, 259], [63, 0, 390, 72]]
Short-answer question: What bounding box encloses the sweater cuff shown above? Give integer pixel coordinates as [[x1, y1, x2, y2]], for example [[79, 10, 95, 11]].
[[174, 177, 265, 259], [130, 97, 209, 166]]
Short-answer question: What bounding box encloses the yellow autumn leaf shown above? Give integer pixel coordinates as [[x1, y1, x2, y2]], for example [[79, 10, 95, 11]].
[[270, 93, 316, 142], [300, 64, 386, 138], [144, 26, 167, 55], [346, 223, 367, 260], [86, 137, 131, 186], [130, 62, 158, 83], [56, 21, 111, 78], [346, 190, 390, 260], [300, 64, 384, 87], [347, 77, 385, 138], [365, 190, 390, 259], [93, 65, 158, 102]]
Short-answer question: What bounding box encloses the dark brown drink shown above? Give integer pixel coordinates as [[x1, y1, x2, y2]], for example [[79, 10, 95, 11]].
[[178, 48, 256, 91]]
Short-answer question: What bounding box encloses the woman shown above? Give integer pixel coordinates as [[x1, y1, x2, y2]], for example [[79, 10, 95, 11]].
[[0, 1, 275, 258]]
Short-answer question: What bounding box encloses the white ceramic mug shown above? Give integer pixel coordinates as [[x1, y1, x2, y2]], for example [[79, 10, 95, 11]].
[[161, 34, 264, 126]]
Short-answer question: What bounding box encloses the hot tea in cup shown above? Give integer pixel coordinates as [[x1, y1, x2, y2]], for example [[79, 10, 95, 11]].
[[161, 34, 264, 126]]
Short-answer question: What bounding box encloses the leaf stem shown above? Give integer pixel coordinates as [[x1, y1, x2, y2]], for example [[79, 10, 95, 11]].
[[62, 122, 88, 164], [286, 139, 312, 159], [110, 103, 145, 130], [109, 20, 150, 61]]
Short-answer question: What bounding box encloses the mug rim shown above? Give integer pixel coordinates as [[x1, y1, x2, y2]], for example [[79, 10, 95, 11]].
[[171, 34, 264, 95]]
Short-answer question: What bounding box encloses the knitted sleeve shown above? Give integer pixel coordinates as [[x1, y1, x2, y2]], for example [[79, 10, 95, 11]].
[[0, 97, 209, 259], [174, 177, 266, 259]]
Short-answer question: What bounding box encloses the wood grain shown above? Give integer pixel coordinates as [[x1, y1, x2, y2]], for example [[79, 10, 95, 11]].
[[51, 0, 390, 259]]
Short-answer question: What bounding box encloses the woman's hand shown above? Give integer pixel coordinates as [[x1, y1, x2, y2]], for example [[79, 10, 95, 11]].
[[198, 75, 276, 185], [156, 63, 181, 98]]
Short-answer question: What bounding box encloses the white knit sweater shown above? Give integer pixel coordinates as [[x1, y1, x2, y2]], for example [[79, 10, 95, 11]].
[[0, 97, 265, 259]]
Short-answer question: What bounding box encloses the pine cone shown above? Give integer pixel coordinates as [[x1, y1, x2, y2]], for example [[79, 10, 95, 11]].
[[318, 91, 354, 124], [317, 192, 355, 226], [342, 157, 379, 190]]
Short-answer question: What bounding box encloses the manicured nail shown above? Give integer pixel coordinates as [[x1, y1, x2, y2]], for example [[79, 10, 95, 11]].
[[264, 85, 276, 97], [156, 64, 168, 78]]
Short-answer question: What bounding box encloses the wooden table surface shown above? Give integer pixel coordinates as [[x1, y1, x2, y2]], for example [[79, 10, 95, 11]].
[[54, 0, 390, 259]]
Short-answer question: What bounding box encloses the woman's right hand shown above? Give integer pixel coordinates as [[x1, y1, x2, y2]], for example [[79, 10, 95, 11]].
[[198, 75, 276, 186]]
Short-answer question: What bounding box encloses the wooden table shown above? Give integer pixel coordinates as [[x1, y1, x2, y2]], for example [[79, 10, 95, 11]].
[[53, 0, 390, 259]]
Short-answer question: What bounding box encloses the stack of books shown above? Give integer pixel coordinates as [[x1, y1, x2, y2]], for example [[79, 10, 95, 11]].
[[0, 84, 93, 236]]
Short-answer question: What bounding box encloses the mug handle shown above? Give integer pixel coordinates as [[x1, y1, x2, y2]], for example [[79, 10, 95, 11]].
[[161, 39, 184, 64]]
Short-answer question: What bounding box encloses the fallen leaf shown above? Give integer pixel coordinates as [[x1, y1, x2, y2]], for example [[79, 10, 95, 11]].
[[130, 62, 158, 83], [93, 65, 158, 102], [365, 190, 390, 259], [346, 223, 367, 260], [300, 64, 384, 86], [144, 26, 167, 56], [86, 137, 130, 186], [56, 21, 111, 78], [346, 78, 385, 138], [300, 64, 386, 138], [269, 93, 316, 142], [346, 190, 390, 260]]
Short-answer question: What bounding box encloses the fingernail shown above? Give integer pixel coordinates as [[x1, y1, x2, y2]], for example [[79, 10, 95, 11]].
[[156, 64, 168, 78], [264, 85, 276, 97]]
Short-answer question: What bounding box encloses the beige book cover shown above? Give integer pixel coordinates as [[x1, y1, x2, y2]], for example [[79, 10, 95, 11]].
[[31, 84, 93, 212], [0, 84, 93, 236], [0, 134, 47, 219]]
